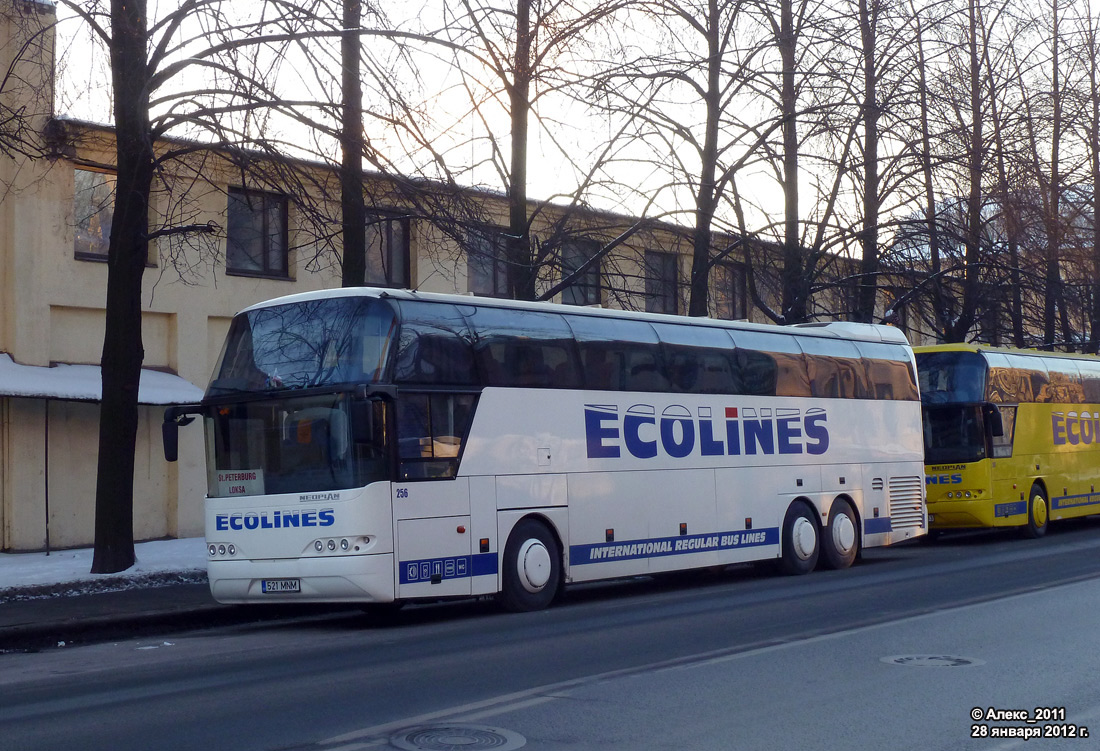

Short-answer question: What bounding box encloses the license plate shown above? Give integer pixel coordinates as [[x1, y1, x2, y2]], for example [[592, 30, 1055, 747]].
[[261, 578, 301, 594]]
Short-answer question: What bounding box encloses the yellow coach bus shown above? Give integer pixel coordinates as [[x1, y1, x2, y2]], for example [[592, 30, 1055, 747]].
[[916, 344, 1100, 538]]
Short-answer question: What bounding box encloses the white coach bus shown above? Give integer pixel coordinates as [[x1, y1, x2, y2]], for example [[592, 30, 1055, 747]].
[[163, 288, 926, 612]]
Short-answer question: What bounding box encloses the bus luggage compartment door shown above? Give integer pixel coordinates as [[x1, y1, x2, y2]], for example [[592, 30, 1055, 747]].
[[396, 516, 473, 599]]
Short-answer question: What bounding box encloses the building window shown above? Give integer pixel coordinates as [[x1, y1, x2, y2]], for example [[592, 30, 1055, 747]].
[[644, 250, 678, 315], [467, 226, 510, 298], [365, 212, 411, 288], [226, 187, 289, 277], [74, 168, 115, 260], [561, 238, 601, 306], [713, 262, 747, 320]]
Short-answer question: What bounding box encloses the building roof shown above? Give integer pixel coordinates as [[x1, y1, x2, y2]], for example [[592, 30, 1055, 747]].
[[0, 354, 204, 405]]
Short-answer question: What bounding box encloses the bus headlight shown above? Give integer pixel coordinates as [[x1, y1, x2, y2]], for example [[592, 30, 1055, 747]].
[[315, 540, 324, 552], [208, 544, 217, 557], [340, 539, 350, 551]]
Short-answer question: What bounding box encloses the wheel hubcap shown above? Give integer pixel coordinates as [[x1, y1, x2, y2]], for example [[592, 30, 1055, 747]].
[[792, 517, 817, 560], [1033, 495, 1048, 527], [832, 513, 856, 554], [517, 539, 551, 593]]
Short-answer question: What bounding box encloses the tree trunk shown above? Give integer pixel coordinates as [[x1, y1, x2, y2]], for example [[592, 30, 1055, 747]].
[[92, 0, 154, 573], [1042, 0, 1062, 349], [508, 0, 533, 300], [855, 0, 880, 323], [1090, 12, 1100, 353], [948, 0, 984, 344], [688, 0, 722, 318], [778, 0, 804, 324], [340, 0, 367, 287]]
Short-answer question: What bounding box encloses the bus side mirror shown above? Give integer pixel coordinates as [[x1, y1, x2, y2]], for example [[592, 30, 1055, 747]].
[[983, 403, 1004, 438], [350, 398, 383, 443], [162, 406, 199, 462]]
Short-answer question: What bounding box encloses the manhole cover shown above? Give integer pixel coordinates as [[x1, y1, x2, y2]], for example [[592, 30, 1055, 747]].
[[881, 655, 985, 667], [389, 724, 526, 751]]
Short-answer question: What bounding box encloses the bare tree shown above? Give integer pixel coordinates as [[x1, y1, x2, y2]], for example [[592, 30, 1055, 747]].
[[57, 0, 341, 572]]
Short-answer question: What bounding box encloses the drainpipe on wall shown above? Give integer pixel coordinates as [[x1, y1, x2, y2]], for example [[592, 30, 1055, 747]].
[[44, 398, 49, 556]]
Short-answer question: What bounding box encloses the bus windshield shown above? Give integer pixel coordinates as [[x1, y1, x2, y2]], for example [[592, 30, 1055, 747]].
[[916, 350, 987, 404], [922, 404, 987, 465], [209, 297, 397, 395], [205, 391, 388, 497]]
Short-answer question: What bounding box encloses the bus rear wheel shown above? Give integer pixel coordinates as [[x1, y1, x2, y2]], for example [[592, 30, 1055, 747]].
[[500, 519, 561, 612], [821, 499, 859, 570], [1023, 484, 1049, 539], [779, 501, 819, 575]]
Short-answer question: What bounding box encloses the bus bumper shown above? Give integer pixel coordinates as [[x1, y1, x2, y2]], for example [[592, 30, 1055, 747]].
[[208, 553, 395, 604], [927, 499, 1013, 529]]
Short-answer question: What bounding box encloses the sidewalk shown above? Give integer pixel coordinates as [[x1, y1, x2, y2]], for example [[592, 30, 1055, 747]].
[[0, 538, 230, 651], [0, 538, 363, 651]]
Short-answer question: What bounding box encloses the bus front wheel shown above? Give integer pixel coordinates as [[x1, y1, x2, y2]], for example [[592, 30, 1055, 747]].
[[500, 519, 562, 612], [1024, 484, 1049, 539], [821, 499, 859, 570], [779, 501, 819, 575]]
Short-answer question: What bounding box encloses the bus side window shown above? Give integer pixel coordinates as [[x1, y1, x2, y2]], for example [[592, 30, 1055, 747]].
[[991, 406, 1016, 458], [396, 393, 476, 480], [857, 342, 920, 401], [392, 302, 477, 386], [733, 330, 809, 397], [567, 315, 662, 392], [736, 349, 778, 395], [625, 347, 668, 392]]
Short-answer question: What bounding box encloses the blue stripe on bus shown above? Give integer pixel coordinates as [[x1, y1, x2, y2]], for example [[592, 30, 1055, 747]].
[[863, 517, 892, 534], [995, 501, 1027, 518], [571, 528, 779, 566], [399, 552, 498, 584], [1052, 493, 1100, 511]]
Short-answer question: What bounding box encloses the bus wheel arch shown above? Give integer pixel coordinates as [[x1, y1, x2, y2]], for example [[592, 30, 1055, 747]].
[[820, 496, 860, 570], [779, 499, 820, 575], [1024, 482, 1049, 539], [499, 516, 563, 612]]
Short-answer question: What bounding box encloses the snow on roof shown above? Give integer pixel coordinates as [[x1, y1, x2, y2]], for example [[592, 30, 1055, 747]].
[[0, 354, 204, 405]]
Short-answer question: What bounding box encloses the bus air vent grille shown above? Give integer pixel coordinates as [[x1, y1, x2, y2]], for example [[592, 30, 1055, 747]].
[[888, 476, 925, 529]]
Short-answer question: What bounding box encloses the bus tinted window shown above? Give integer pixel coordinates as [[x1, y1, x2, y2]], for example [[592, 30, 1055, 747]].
[[212, 297, 396, 394], [1079, 360, 1100, 402], [1004, 354, 1049, 403], [798, 337, 869, 398], [1041, 358, 1085, 403], [916, 351, 986, 403], [566, 315, 666, 391], [856, 341, 919, 401], [464, 307, 582, 389], [396, 392, 476, 480], [393, 302, 477, 386], [985, 352, 1033, 403], [652, 323, 738, 393], [733, 331, 811, 397]]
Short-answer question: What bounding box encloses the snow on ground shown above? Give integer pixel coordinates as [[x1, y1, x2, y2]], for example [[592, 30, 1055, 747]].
[[0, 538, 207, 597]]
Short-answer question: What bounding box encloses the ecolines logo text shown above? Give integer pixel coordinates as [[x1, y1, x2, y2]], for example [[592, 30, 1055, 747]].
[[214, 508, 335, 531], [1052, 411, 1100, 446], [584, 404, 829, 459]]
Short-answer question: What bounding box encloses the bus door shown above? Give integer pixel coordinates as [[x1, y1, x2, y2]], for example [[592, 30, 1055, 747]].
[[392, 392, 474, 598], [393, 479, 473, 598]]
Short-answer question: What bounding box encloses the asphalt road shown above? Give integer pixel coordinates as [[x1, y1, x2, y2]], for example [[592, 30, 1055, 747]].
[[4, 521, 1100, 751]]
